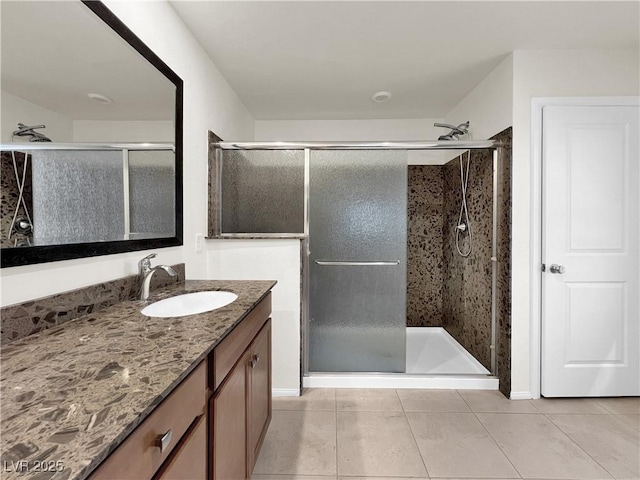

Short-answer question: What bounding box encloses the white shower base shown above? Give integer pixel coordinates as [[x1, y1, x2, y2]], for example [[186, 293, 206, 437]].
[[304, 326, 497, 390], [406, 327, 490, 374]]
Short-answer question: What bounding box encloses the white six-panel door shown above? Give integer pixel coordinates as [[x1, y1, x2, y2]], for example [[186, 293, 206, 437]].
[[542, 104, 639, 397]]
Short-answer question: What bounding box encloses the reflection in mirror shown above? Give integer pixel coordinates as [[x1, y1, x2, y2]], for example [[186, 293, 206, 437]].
[[0, 0, 183, 267], [0, 145, 175, 248]]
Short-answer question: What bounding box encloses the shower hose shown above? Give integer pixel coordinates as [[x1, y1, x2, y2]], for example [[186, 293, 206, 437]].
[[456, 150, 473, 257]]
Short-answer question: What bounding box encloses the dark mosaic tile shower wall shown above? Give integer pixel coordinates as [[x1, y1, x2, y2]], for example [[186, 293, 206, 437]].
[[407, 128, 512, 397], [442, 148, 494, 371], [407, 166, 444, 327], [495, 128, 512, 397], [1, 151, 33, 248]]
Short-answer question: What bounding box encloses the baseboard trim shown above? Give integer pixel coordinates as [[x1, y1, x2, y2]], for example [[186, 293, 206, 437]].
[[510, 391, 534, 400], [303, 374, 498, 390], [272, 388, 300, 397]]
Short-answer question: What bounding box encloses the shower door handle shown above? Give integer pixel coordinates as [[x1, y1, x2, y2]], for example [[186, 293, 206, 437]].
[[315, 260, 400, 266]]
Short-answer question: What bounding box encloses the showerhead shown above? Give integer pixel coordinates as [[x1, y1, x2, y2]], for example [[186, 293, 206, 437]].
[[12, 123, 52, 142], [435, 121, 470, 140]]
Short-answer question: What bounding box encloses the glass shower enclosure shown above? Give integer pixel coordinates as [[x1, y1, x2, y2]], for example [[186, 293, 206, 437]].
[[213, 140, 500, 380], [308, 150, 408, 373], [216, 146, 409, 373]]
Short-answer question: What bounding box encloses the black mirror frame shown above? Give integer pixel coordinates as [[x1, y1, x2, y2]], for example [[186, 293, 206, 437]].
[[1, 0, 183, 268]]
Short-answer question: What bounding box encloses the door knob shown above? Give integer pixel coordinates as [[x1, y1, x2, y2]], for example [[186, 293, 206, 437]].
[[549, 264, 565, 274]]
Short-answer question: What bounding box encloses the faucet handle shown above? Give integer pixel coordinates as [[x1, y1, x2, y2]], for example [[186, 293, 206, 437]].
[[138, 253, 157, 274]]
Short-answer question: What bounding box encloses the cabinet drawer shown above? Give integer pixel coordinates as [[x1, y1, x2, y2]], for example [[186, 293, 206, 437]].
[[91, 361, 206, 480], [212, 293, 271, 390], [154, 414, 206, 480]]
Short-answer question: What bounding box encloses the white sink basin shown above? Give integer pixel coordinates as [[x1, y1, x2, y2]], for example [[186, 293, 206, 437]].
[[141, 291, 238, 318]]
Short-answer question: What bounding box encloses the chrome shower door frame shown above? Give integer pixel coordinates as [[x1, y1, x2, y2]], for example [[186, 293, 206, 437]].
[[213, 141, 502, 381]]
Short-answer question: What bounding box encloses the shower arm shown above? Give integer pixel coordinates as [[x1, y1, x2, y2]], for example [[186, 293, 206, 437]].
[[434, 122, 470, 137], [12, 123, 52, 142]]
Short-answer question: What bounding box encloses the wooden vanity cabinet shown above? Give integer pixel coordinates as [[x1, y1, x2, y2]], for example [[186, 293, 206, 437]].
[[89, 292, 272, 480], [210, 293, 272, 480]]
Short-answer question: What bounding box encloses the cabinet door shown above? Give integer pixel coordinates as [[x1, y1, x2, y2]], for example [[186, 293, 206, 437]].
[[154, 415, 206, 480], [248, 319, 272, 470], [212, 350, 249, 480]]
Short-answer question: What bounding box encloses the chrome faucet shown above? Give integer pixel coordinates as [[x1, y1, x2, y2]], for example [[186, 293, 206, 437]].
[[138, 253, 177, 301]]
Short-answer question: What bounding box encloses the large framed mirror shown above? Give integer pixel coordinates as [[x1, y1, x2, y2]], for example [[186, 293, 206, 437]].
[[0, 1, 183, 267]]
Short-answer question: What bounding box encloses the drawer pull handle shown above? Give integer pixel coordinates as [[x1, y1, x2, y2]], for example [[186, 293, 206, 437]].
[[156, 429, 172, 453], [249, 354, 260, 368]]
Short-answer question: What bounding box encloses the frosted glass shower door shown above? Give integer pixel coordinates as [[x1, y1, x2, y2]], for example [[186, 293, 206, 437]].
[[308, 150, 407, 373]]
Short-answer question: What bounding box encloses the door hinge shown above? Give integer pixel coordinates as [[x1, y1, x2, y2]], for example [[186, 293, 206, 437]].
[[541, 264, 546, 272]]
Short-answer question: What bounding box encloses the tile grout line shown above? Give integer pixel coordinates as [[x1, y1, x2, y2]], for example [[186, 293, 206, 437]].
[[542, 412, 617, 480], [399, 388, 433, 479], [530, 398, 614, 415], [456, 391, 524, 480]]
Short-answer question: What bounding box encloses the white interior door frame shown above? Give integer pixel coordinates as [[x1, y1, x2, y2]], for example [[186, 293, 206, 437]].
[[530, 96, 640, 399]]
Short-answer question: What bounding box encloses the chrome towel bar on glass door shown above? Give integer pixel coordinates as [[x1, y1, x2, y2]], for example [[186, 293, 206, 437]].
[[314, 260, 400, 266]]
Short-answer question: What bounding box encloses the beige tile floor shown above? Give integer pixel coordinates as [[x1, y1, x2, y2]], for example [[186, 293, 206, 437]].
[[253, 389, 640, 480]]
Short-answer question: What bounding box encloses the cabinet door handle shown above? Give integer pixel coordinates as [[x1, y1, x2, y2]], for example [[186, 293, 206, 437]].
[[156, 429, 172, 453], [249, 354, 260, 368]]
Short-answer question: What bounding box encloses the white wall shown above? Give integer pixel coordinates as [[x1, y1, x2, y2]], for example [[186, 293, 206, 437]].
[[444, 54, 513, 144], [510, 49, 640, 397], [255, 118, 446, 165], [102, 0, 254, 282], [1, 90, 73, 143], [1, 1, 254, 307], [255, 118, 443, 141], [102, 2, 306, 394], [441, 49, 639, 397], [0, 91, 174, 144], [207, 240, 301, 393], [0, 1, 310, 395], [73, 120, 174, 143]]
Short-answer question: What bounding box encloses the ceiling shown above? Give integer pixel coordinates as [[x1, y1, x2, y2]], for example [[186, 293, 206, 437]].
[[170, 1, 640, 120], [1, 1, 175, 121]]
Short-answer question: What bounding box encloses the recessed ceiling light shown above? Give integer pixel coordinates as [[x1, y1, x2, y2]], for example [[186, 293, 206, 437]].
[[371, 91, 392, 103], [88, 93, 114, 104]]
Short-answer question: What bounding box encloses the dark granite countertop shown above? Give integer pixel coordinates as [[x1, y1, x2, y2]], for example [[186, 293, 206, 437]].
[[0, 279, 276, 480]]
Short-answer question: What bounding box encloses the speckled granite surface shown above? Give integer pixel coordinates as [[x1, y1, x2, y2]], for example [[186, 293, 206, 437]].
[[495, 128, 512, 397], [407, 166, 444, 327], [442, 147, 494, 371], [0, 279, 275, 480], [441, 128, 512, 394], [1, 151, 33, 248], [1, 264, 185, 345], [208, 130, 223, 238]]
